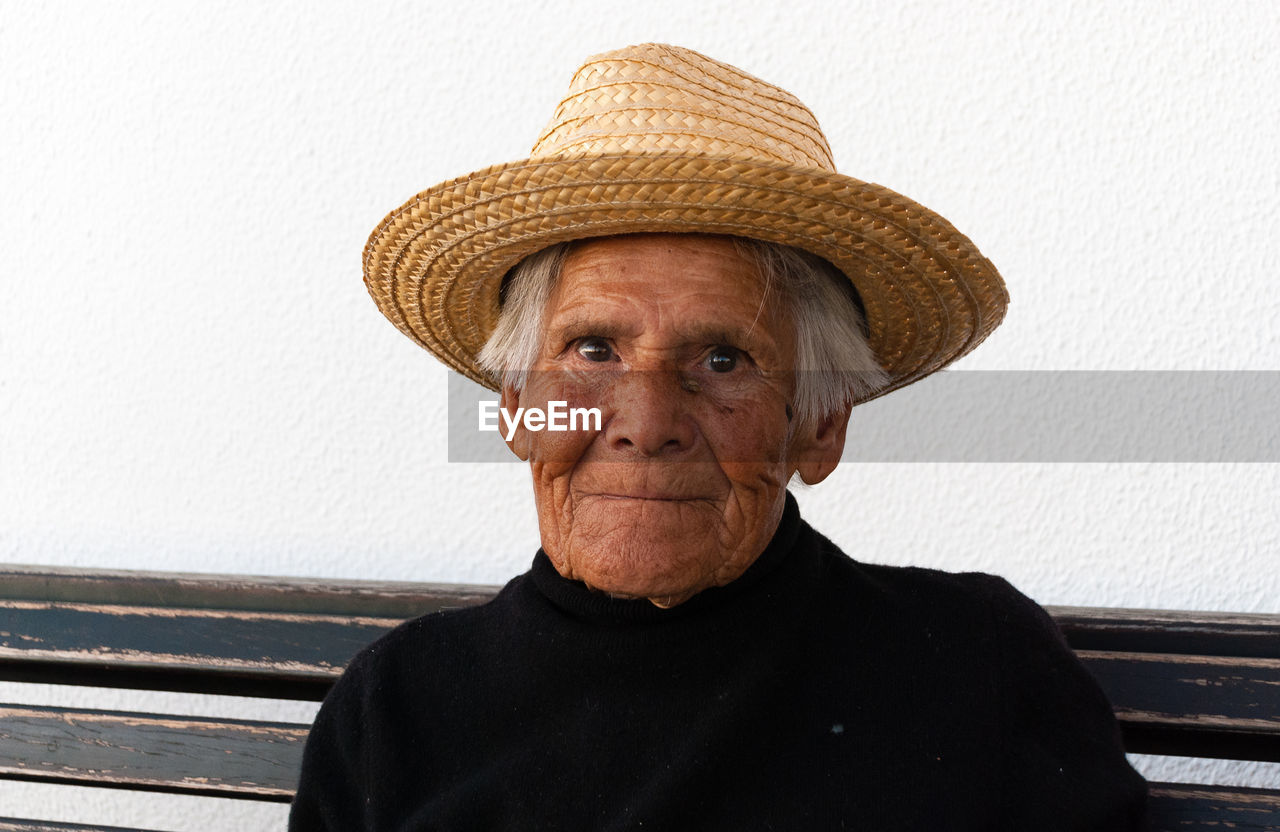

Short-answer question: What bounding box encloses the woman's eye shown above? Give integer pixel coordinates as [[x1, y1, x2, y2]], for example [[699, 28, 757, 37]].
[[575, 337, 614, 363], [704, 346, 740, 373]]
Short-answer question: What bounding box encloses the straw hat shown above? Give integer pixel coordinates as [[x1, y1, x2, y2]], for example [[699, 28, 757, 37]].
[[363, 43, 1008, 402]]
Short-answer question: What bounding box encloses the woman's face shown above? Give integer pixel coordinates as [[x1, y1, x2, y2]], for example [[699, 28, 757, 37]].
[[502, 234, 849, 607]]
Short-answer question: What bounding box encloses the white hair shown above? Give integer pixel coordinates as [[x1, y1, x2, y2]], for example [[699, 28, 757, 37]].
[[476, 235, 888, 427]]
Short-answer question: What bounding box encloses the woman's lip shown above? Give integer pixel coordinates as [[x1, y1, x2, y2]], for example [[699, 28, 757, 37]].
[[589, 493, 711, 502]]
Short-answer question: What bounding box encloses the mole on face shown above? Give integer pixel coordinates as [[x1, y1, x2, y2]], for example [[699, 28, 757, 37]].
[[679, 374, 742, 416]]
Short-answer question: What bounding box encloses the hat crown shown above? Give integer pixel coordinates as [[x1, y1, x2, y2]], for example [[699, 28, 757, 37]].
[[531, 43, 836, 172]]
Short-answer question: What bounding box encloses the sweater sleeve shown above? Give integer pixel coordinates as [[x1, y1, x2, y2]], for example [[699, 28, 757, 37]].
[[288, 651, 376, 832], [979, 575, 1149, 831]]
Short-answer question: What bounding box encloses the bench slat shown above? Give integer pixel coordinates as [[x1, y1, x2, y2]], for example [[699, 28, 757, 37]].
[[5, 565, 1273, 657], [1051, 606, 1280, 659], [1149, 782, 1280, 831], [0, 704, 303, 801], [1078, 651, 1280, 762], [0, 819, 158, 832], [0, 565, 499, 618], [0, 600, 387, 699], [6, 706, 1279, 826]]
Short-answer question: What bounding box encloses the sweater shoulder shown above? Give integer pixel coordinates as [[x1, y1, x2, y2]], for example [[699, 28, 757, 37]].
[[330, 572, 534, 697], [805, 524, 1057, 645], [863, 561, 1054, 630]]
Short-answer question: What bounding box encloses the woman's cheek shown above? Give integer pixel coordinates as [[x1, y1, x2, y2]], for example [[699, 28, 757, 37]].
[[519, 371, 609, 465], [527, 421, 598, 466], [695, 387, 792, 465]]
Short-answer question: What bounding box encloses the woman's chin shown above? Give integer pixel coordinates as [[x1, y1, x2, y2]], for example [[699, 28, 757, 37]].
[[564, 534, 730, 606]]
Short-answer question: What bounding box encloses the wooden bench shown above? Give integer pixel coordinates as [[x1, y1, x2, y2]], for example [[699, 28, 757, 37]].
[[1, 564, 1277, 831]]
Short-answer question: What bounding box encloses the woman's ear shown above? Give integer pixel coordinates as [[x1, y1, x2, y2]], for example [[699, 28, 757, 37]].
[[500, 384, 530, 461], [790, 403, 853, 485]]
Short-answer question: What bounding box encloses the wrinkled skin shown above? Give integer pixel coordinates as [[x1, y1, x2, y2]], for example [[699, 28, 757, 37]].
[[502, 234, 851, 607]]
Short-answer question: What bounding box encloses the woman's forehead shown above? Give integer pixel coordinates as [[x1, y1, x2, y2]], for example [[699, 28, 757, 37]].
[[552, 234, 767, 314], [546, 234, 790, 349], [561, 233, 752, 270]]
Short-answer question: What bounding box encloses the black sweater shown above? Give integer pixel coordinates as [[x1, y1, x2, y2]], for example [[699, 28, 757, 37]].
[[290, 494, 1147, 830]]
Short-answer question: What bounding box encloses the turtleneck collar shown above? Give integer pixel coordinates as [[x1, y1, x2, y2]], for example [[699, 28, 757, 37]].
[[528, 491, 805, 624]]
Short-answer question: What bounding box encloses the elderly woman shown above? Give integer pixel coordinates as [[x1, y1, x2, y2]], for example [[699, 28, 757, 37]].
[[290, 44, 1147, 830]]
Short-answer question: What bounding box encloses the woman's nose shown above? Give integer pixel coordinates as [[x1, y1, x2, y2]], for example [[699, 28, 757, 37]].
[[602, 370, 697, 457]]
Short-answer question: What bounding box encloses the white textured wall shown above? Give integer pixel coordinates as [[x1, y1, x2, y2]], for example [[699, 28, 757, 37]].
[[2, 1, 1277, 827]]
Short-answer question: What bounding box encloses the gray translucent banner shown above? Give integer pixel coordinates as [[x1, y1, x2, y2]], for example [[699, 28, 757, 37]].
[[447, 371, 1279, 463]]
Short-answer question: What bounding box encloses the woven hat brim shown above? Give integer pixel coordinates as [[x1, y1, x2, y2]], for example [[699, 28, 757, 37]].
[[363, 151, 1008, 403]]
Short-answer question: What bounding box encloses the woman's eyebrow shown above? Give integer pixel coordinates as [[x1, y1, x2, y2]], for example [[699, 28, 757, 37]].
[[679, 324, 777, 353], [547, 315, 633, 341], [687, 327, 750, 344]]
